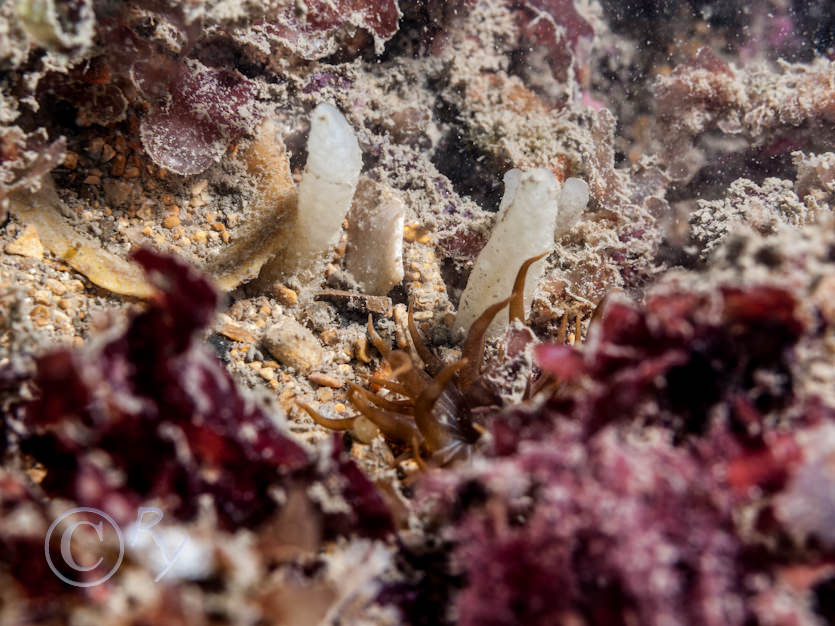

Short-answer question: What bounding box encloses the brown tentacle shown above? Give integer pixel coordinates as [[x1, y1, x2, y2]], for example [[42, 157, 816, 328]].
[[386, 349, 414, 379], [411, 437, 429, 471], [557, 313, 568, 344], [357, 373, 412, 397], [297, 401, 357, 431], [408, 300, 444, 376], [386, 349, 431, 396], [366, 314, 391, 358], [348, 388, 420, 443], [458, 297, 511, 391], [508, 252, 549, 324], [347, 382, 413, 413], [414, 359, 468, 452], [525, 372, 559, 400]]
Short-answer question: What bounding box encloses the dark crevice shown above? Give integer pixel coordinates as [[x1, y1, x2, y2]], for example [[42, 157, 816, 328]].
[[430, 128, 507, 213], [668, 145, 799, 203]]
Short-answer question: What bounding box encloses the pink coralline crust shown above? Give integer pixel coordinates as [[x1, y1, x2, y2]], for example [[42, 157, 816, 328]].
[[531, 285, 804, 441], [0, 128, 66, 204], [0, 470, 66, 601], [426, 424, 751, 626], [47, 4, 264, 176], [258, 0, 401, 59], [139, 61, 261, 176], [18, 250, 392, 538], [511, 0, 594, 78], [404, 283, 835, 625], [656, 51, 835, 180], [425, 0, 594, 79], [118, 7, 262, 177]]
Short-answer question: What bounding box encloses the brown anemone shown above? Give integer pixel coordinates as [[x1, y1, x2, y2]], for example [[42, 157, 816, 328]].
[[299, 253, 584, 466]]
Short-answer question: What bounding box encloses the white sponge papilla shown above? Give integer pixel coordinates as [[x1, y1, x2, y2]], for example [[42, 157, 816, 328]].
[[345, 179, 406, 296], [282, 103, 363, 281], [454, 168, 561, 339], [556, 177, 590, 237]]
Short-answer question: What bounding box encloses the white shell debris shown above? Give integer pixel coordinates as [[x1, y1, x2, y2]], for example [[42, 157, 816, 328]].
[[345, 178, 405, 295], [555, 177, 590, 237], [281, 103, 362, 282], [454, 168, 561, 339]]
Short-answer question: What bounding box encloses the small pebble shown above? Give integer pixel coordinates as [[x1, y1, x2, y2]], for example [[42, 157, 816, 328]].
[[163, 215, 181, 229], [309, 373, 342, 388], [263, 315, 323, 373], [85, 137, 104, 160], [403, 223, 431, 244], [272, 283, 298, 306], [137, 204, 153, 220], [352, 416, 380, 444], [191, 179, 208, 196], [52, 311, 71, 328], [63, 151, 78, 169], [319, 329, 339, 346], [30, 304, 50, 327], [111, 153, 126, 176], [100, 143, 116, 163]]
